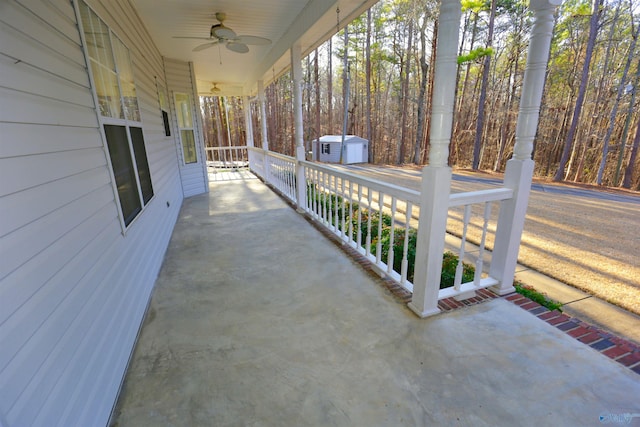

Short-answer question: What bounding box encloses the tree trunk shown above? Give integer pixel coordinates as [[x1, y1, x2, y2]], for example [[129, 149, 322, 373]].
[[315, 49, 321, 142], [328, 38, 333, 134], [340, 25, 349, 164], [306, 55, 312, 151], [398, 19, 414, 164], [414, 17, 430, 164], [614, 55, 640, 185], [494, 12, 524, 172], [472, 0, 496, 170], [423, 19, 437, 165], [573, 1, 623, 183], [553, 0, 603, 181], [622, 112, 640, 189], [366, 8, 373, 162], [454, 11, 479, 149], [596, 16, 638, 184]]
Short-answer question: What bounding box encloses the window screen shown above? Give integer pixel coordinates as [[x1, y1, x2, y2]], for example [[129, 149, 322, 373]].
[[104, 125, 141, 225]]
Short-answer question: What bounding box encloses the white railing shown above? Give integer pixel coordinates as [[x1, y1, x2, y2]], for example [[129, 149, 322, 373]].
[[268, 153, 297, 203], [303, 161, 420, 292], [440, 188, 513, 300], [246, 149, 518, 309], [205, 146, 249, 169], [248, 147, 265, 178], [248, 148, 297, 203]]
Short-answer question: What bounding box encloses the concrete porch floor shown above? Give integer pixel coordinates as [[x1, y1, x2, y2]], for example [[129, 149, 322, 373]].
[[110, 174, 640, 426]]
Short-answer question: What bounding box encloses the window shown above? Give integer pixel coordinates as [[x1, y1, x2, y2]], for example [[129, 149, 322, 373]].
[[79, 1, 153, 227], [321, 143, 331, 155], [104, 125, 141, 224], [156, 78, 171, 136], [174, 93, 198, 164]]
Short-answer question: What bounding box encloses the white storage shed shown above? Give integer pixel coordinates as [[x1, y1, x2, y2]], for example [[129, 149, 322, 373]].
[[312, 135, 369, 164]]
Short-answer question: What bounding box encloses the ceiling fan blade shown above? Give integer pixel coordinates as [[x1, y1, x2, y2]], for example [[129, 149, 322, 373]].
[[235, 35, 272, 46], [226, 42, 249, 54], [173, 36, 213, 40], [211, 25, 236, 39], [193, 41, 219, 52]]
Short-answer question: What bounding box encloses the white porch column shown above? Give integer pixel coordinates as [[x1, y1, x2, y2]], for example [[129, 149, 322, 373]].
[[489, 0, 560, 294], [258, 80, 269, 152], [291, 43, 307, 211], [258, 80, 270, 181], [243, 96, 254, 148], [243, 96, 255, 170], [408, 0, 461, 318]]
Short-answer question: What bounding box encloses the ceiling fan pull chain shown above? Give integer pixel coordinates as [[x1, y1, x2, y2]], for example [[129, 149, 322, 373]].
[[336, 6, 340, 34]]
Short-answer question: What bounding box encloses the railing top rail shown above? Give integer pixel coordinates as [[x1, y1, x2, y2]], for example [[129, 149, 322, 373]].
[[302, 160, 421, 205], [206, 146, 249, 151], [448, 188, 513, 207], [256, 149, 297, 163]]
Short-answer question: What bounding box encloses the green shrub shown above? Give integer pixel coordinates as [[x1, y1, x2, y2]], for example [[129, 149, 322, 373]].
[[514, 282, 563, 312], [307, 184, 477, 288], [440, 251, 475, 288]]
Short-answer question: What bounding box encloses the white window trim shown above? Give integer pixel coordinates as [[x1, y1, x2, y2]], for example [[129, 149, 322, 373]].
[[174, 92, 199, 165], [75, 0, 154, 233]]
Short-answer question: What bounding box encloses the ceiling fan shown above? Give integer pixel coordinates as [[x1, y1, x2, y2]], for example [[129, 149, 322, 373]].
[[210, 83, 221, 94], [174, 12, 271, 54]]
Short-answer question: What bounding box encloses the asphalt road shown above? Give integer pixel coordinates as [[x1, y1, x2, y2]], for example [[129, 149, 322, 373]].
[[341, 163, 640, 205], [336, 164, 640, 315]]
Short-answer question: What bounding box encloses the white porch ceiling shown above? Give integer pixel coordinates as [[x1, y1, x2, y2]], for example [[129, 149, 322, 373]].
[[131, 0, 379, 96]]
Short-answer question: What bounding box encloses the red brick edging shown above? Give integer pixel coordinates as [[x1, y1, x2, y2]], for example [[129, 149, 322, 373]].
[[506, 293, 640, 376]]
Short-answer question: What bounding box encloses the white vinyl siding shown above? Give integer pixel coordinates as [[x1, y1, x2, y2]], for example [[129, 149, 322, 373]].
[[164, 58, 209, 197], [0, 0, 185, 426]]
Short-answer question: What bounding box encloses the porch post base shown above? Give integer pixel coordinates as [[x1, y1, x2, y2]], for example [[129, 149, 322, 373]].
[[407, 303, 441, 318], [492, 284, 516, 296]]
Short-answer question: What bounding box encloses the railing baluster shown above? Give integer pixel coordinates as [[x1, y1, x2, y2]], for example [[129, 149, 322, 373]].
[[376, 192, 384, 265], [282, 160, 287, 195], [357, 185, 363, 249], [341, 178, 347, 239], [475, 202, 493, 286], [314, 169, 319, 218], [308, 168, 313, 215], [387, 198, 397, 274], [454, 205, 472, 290], [321, 172, 331, 224], [322, 169, 327, 225], [366, 189, 373, 257], [348, 181, 354, 243], [318, 169, 322, 218], [288, 161, 292, 199], [279, 160, 283, 192], [401, 202, 412, 284], [333, 176, 340, 234], [292, 161, 296, 200]]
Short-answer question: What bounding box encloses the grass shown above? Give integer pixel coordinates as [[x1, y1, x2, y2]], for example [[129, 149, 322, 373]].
[[514, 281, 563, 312]]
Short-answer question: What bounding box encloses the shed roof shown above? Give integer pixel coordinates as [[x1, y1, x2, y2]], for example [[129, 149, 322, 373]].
[[316, 135, 367, 143]]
